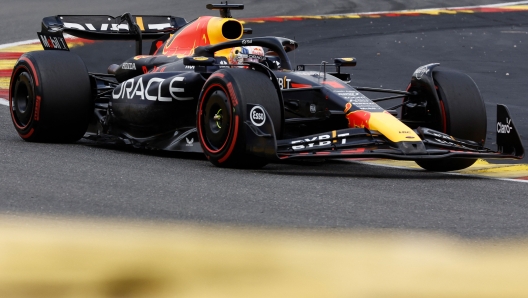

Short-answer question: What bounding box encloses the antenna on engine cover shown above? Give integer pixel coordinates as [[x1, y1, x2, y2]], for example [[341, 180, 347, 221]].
[[206, 2, 244, 18]]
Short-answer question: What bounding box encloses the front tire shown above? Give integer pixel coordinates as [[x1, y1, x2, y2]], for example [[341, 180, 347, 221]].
[[197, 68, 282, 168], [415, 67, 487, 171], [9, 51, 93, 142]]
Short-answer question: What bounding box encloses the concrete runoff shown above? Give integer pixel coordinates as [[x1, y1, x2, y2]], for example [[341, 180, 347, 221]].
[[1, 216, 528, 298]]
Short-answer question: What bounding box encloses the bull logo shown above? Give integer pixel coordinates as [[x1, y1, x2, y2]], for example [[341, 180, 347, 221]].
[[346, 110, 371, 129]]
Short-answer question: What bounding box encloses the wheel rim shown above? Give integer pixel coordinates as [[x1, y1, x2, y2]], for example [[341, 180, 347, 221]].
[[200, 88, 232, 152], [12, 71, 35, 129]]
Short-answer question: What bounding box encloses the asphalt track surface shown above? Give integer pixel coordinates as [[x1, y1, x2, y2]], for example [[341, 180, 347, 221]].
[[1, 1, 528, 239]]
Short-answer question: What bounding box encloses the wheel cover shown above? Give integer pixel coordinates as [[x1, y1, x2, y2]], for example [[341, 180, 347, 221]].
[[12, 71, 35, 129], [200, 87, 232, 153]]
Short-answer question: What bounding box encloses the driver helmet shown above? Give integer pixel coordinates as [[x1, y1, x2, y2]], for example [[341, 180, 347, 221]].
[[228, 46, 265, 67]]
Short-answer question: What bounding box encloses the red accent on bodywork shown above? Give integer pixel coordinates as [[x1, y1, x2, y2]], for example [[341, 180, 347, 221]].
[[322, 81, 345, 89], [162, 16, 213, 56], [315, 152, 331, 155], [290, 83, 312, 88], [142, 66, 148, 74], [149, 66, 167, 73], [341, 149, 365, 154], [346, 110, 371, 129]]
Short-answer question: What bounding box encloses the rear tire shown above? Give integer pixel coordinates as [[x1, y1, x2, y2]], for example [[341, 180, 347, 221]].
[[415, 67, 487, 171], [197, 68, 282, 168], [9, 51, 93, 142]]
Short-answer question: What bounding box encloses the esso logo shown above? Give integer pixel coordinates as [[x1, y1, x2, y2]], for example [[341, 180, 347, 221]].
[[250, 106, 266, 127]]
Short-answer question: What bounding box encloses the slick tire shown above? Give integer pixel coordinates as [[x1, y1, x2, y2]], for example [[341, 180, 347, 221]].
[[9, 51, 92, 142], [197, 68, 282, 168], [415, 67, 487, 172]]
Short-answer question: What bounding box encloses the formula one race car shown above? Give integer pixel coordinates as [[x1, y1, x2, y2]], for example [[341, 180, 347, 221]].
[[8, 3, 525, 171]]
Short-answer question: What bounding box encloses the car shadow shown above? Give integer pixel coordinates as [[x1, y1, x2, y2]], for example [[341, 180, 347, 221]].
[[80, 139, 482, 181], [258, 159, 482, 181]]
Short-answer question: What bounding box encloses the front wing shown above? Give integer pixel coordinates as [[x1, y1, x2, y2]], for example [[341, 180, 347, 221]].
[[246, 104, 524, 162]]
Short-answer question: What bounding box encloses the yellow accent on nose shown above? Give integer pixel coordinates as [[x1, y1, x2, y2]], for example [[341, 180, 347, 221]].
[[368, 112, 421, 143]]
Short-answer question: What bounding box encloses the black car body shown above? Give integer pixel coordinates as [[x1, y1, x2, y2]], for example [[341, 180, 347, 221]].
[[9, 3, 524, 171]]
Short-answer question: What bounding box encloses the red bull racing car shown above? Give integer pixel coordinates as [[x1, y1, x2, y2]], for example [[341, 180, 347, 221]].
[[8, 3, 524, 171]]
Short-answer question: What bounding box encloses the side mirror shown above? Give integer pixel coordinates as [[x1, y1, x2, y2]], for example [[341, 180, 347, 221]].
[[183, 56, 216, 66], [334, 58, 357, 67]]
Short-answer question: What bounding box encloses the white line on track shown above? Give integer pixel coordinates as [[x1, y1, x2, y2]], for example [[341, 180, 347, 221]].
[[321, 1, 528, 17], [0, 34, 75, 50], [0, 98, 8, 106], [0, 39, 39, 50]]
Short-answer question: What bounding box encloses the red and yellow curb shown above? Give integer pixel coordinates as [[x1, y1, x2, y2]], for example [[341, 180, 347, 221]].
[[353, 159, 528, 182], [0, 38, 93, 99], [240, 3, 528, 23]]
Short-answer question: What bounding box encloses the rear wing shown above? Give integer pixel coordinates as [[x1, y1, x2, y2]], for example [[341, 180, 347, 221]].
[[39, 13, 188, 54]]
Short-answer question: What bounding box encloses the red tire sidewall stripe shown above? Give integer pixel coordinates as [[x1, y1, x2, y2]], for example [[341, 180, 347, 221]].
[[19, 128, 35, 139], [435, 83, 447, 133], [218, 115, 239, 164], [9, 60, 40, 136], [439, 99, 447, 133], [19, 56, 39, 86]]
